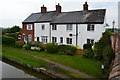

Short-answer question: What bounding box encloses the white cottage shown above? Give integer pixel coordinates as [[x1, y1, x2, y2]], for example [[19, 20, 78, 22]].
[[19, 2, 106, 48]]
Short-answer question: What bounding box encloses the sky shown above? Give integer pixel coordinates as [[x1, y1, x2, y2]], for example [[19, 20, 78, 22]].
[[0, 0, 119, 28]]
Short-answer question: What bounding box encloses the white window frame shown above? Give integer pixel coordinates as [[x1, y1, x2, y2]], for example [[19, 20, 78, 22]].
[[28, 34, 32, 42], [52, 37, 57, 43], [41, 36, 48, 44], [66, 24, 73, 31], [52, 25, 57, 30], [66, 38, 72, 44], [87, 24, 95, 31], [27, 24, 32, 30], [42, 24, 45, 30], [87, 39, 94, 45], [60, 37, 63, 43]]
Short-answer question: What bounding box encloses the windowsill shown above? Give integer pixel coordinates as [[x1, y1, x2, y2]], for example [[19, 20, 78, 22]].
[[27, 29, 32, 30]]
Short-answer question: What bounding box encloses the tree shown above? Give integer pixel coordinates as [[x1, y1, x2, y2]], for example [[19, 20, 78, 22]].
[[10, 25, 21, 33]]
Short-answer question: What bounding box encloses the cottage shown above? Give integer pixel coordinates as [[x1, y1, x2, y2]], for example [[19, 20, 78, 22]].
[[18, 2, 106, 48]]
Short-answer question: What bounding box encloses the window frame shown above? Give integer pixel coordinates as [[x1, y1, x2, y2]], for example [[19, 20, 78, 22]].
[[41, 36, 48, 44], [87, 38, 94, 45], [87, 24, 95, 31], [66, 38, 72, 44], [52, 37, 57, 43], [60, 37, 63, 43], [27, 24, 32, 30], [28, 34, 32, 42], [52, 25, 57, 30], [66, 24, 73, 31], [42, 24, 45, 30]]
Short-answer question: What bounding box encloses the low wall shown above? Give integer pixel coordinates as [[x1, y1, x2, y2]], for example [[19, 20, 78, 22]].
[[109, 33, 120, 80]]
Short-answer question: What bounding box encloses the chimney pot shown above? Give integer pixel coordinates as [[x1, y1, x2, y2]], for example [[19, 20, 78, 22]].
[[83, 2, 88, 10], [41, 5, 47, 13], [56, 3, 62, 13]]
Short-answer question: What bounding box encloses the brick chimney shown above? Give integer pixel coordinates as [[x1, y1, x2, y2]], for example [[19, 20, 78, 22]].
[[56, 3, 61, 13], [83, 2, 88, 10], [41, 5, 47, 13]]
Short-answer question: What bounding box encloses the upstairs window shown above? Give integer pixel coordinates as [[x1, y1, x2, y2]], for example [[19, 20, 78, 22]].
[[52, 25, 57, 30], [42, 24, 45, 30], [66, 24, 72, 31], [27, 24, 32, 30], [87, 39, 94, 45], [87, 24, 95, 31], [66, 38, 72, 44], [52, 37, 57, 43]]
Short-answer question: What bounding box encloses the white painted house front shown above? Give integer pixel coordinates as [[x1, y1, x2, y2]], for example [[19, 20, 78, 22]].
[[19, 2, 106, 48]]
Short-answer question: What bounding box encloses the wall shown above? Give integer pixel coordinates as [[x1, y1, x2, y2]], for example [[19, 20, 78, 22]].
[[34, 23, 50, 43]]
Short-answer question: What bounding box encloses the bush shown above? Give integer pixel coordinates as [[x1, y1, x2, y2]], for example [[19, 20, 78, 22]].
[[15, 41, 24, 48], [83, 43, 92, 49], [58, 45, 77, 55], [94, 31, 115, 68], [45, 42, 59, 53], [2, 36, 15, 46], [83, 49, 94, 58], [23, 42, 32, 50], [31, 41, 45, 51]]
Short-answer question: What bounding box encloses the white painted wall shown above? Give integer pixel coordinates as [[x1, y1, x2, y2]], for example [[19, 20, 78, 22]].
[[78, 24, 105, 48], [34, 23, 50, 43], [51, 24, 76, 46], [34, 22, 105, 48]]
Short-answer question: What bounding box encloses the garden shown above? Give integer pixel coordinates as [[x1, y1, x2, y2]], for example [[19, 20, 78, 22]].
[[1, 30, 115, 79]]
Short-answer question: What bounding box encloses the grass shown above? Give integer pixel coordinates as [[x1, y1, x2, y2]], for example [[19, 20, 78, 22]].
[[2, 45, 106, 78]]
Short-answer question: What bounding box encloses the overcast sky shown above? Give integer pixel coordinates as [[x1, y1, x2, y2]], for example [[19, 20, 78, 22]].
[[0, 0, 119, 28]]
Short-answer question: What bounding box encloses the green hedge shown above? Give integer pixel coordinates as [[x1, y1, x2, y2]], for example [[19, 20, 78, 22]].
[[2, 36, 15, 46], [58, 45, 77, 55], [15, 41, 24, 48], [45, 42, 59, 53]]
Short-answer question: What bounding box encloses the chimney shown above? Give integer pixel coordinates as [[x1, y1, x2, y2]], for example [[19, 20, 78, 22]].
[[83, 2, 88, 10], [41, 5, 47, 13], [56, 3, 62, 13]]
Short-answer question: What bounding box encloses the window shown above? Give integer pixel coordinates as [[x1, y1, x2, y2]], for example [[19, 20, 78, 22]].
[[18, 35, 21, 39], [66, 38, 72, 44], [87, 39, 94, 45], [66, 24, 73, 31], [41, 36, 48, 43], [27, 24, 32, 30], [37, 37, 39, 42], [87, 24, 95, 31], [60, 37, 63, 43], [42, 24, 45, 30], [52, 25, 57, 30], [52, 37, 57, 43], [28, 34, 32, 41]]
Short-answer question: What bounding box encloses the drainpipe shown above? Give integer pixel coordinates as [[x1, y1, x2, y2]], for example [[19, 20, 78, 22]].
[[76, 24, 78, 46]]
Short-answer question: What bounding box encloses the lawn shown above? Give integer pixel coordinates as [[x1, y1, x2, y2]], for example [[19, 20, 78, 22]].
[[2, 45, 105, 78]]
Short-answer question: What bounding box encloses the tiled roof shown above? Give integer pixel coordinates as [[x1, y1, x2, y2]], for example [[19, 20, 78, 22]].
[[22, 9, 106, 24]]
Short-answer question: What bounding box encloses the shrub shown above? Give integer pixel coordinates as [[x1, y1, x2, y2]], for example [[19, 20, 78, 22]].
[[45, 42, 59, 53], [83, 49, 94, 58], [31, 41, 45, 51], [23, 42, 32, 50], [15, 41, 24, 48], [58, 45, 77, 55], [2, 36, 15, 46], [83, 43, 92, 49], [94, 31, 115, 68]]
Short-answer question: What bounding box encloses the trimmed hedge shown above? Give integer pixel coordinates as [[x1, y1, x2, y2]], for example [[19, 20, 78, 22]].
[[2, 36, 15, 46]]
